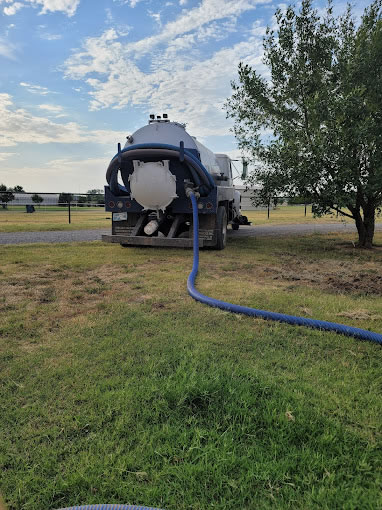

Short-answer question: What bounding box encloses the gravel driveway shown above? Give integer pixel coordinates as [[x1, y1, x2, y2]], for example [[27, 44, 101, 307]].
[[1, 223, 381, 245], [231, 222, 382, 238], [0, 229, 110, 245]]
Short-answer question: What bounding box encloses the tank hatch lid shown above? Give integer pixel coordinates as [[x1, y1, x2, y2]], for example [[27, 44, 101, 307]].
[[125, 121, 197, 150]]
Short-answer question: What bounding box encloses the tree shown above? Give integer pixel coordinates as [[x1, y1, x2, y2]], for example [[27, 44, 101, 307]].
[[31, 194, 44, 207], [248, 168, 282, 210], [58, 192, 73, 206], [13, 185, 25, 193], [288, 196, 308, 205], [226, 0, 382, 248], [0, 184, 15, 209], [86, 189, 104, 205], [77, 195, 87, 207]]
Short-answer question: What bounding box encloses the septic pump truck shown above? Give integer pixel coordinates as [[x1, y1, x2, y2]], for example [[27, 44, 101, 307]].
[[102, 114, 250, 250]]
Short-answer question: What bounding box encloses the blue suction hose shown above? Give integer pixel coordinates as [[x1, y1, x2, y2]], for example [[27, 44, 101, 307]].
[[187, 192, 382, 345]]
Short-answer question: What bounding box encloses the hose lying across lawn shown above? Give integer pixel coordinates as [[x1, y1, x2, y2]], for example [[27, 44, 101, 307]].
[[187, 191, 382, 345]]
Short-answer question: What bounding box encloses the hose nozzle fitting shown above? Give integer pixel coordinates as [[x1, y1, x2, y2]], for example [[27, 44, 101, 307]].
[[184, 181, 200, 199]]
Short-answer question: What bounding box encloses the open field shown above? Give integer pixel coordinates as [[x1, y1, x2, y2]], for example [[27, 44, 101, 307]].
[[1, 233, 382, 509], [1, 205, 381, 233], [244, 205, 382, 226], [0, 207, 111, 232]]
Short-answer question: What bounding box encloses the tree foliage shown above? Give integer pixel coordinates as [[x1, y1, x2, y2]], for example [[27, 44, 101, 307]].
[[31, 194, 44, 205], [86, 189, 104, 205], [0, 184, 15, 209], [58, 192, 73, 206], [226, 0, 382, 247], [77, 195, 88, 207]]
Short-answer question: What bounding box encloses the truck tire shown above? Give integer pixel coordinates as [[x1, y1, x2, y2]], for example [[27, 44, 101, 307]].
[[215, 206, 227, 250]]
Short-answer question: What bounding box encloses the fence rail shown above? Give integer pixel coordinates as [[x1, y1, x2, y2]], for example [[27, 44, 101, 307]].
[[0, 191, 315, 227], [0, 192, 107, 225]]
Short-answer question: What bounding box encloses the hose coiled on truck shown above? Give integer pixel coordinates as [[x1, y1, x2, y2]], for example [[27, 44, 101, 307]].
[[106, 143, 216, 197], [187, 191, 382, 345]]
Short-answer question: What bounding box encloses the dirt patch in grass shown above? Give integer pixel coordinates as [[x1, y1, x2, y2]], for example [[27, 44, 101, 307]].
[[204, 254, 382, 296], [336, 309, 382, 321], [0, 258, 180, 347], [273, 261, 382, 295], [324, 271, 382, 295], [0, 264, 133, 338]]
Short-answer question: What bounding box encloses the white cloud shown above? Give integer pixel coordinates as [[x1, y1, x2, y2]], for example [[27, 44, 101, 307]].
[[113, 0, 143, 6], [37, 103, 66, 116], [105, 7, 113, 23], [137, 0, 268, 57], [0, 152, 17, 161], [63, 1, 268, 137], [179, 0, 187, 5], [0, 93, 127, 147], [1, 0, 80, 17], [80, 37, 263, 136], [148, 10, 161, 27], [38, 103, 63, 111], [103, 7, 131, 36], [65, 0, 268, 77], [0, 36, 18, 60], [3, 2, 23, 15], [127, 0, 142, 6], [40, 32, 62, 40], [20, 81, 56, 95], [0, 156, 109, 192]]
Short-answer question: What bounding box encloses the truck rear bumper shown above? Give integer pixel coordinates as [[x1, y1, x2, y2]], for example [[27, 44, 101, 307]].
[[102, 234, 204, 248]]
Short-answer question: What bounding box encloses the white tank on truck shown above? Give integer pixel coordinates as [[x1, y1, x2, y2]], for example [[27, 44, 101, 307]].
[[102, 114, 250, 249]]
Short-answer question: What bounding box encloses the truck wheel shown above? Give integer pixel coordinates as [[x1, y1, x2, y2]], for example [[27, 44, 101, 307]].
[[215, 206, 227, 250]]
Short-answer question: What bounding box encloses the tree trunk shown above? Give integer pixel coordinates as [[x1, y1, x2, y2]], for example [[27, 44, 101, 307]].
[[354, 205, 375, 248]]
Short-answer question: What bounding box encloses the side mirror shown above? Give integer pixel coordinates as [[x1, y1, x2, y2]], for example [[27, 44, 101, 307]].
[[241, 159, 248, 180]]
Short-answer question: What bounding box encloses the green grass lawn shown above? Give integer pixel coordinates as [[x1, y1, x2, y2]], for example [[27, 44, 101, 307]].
[[1, 205, 381, 233], [1, 233, 382, 509]]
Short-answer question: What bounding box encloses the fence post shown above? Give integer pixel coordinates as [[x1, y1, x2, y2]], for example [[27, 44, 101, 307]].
[[267, 200, 270, 219], [68, 198, 71, 224]]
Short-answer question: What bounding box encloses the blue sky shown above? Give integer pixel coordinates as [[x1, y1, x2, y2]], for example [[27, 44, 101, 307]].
[[0, 0, 370, 192]]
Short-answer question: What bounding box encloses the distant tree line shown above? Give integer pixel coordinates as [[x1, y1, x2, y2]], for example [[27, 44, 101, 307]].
[[58, 189, 104, 206], [0, 185, 105, 209]]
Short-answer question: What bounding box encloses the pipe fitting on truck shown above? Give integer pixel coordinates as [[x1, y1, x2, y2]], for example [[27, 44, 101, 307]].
[[184, 181, 200, 199]]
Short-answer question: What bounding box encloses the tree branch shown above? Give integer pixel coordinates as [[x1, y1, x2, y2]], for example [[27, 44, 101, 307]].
[[330, 206, 355, 219]]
